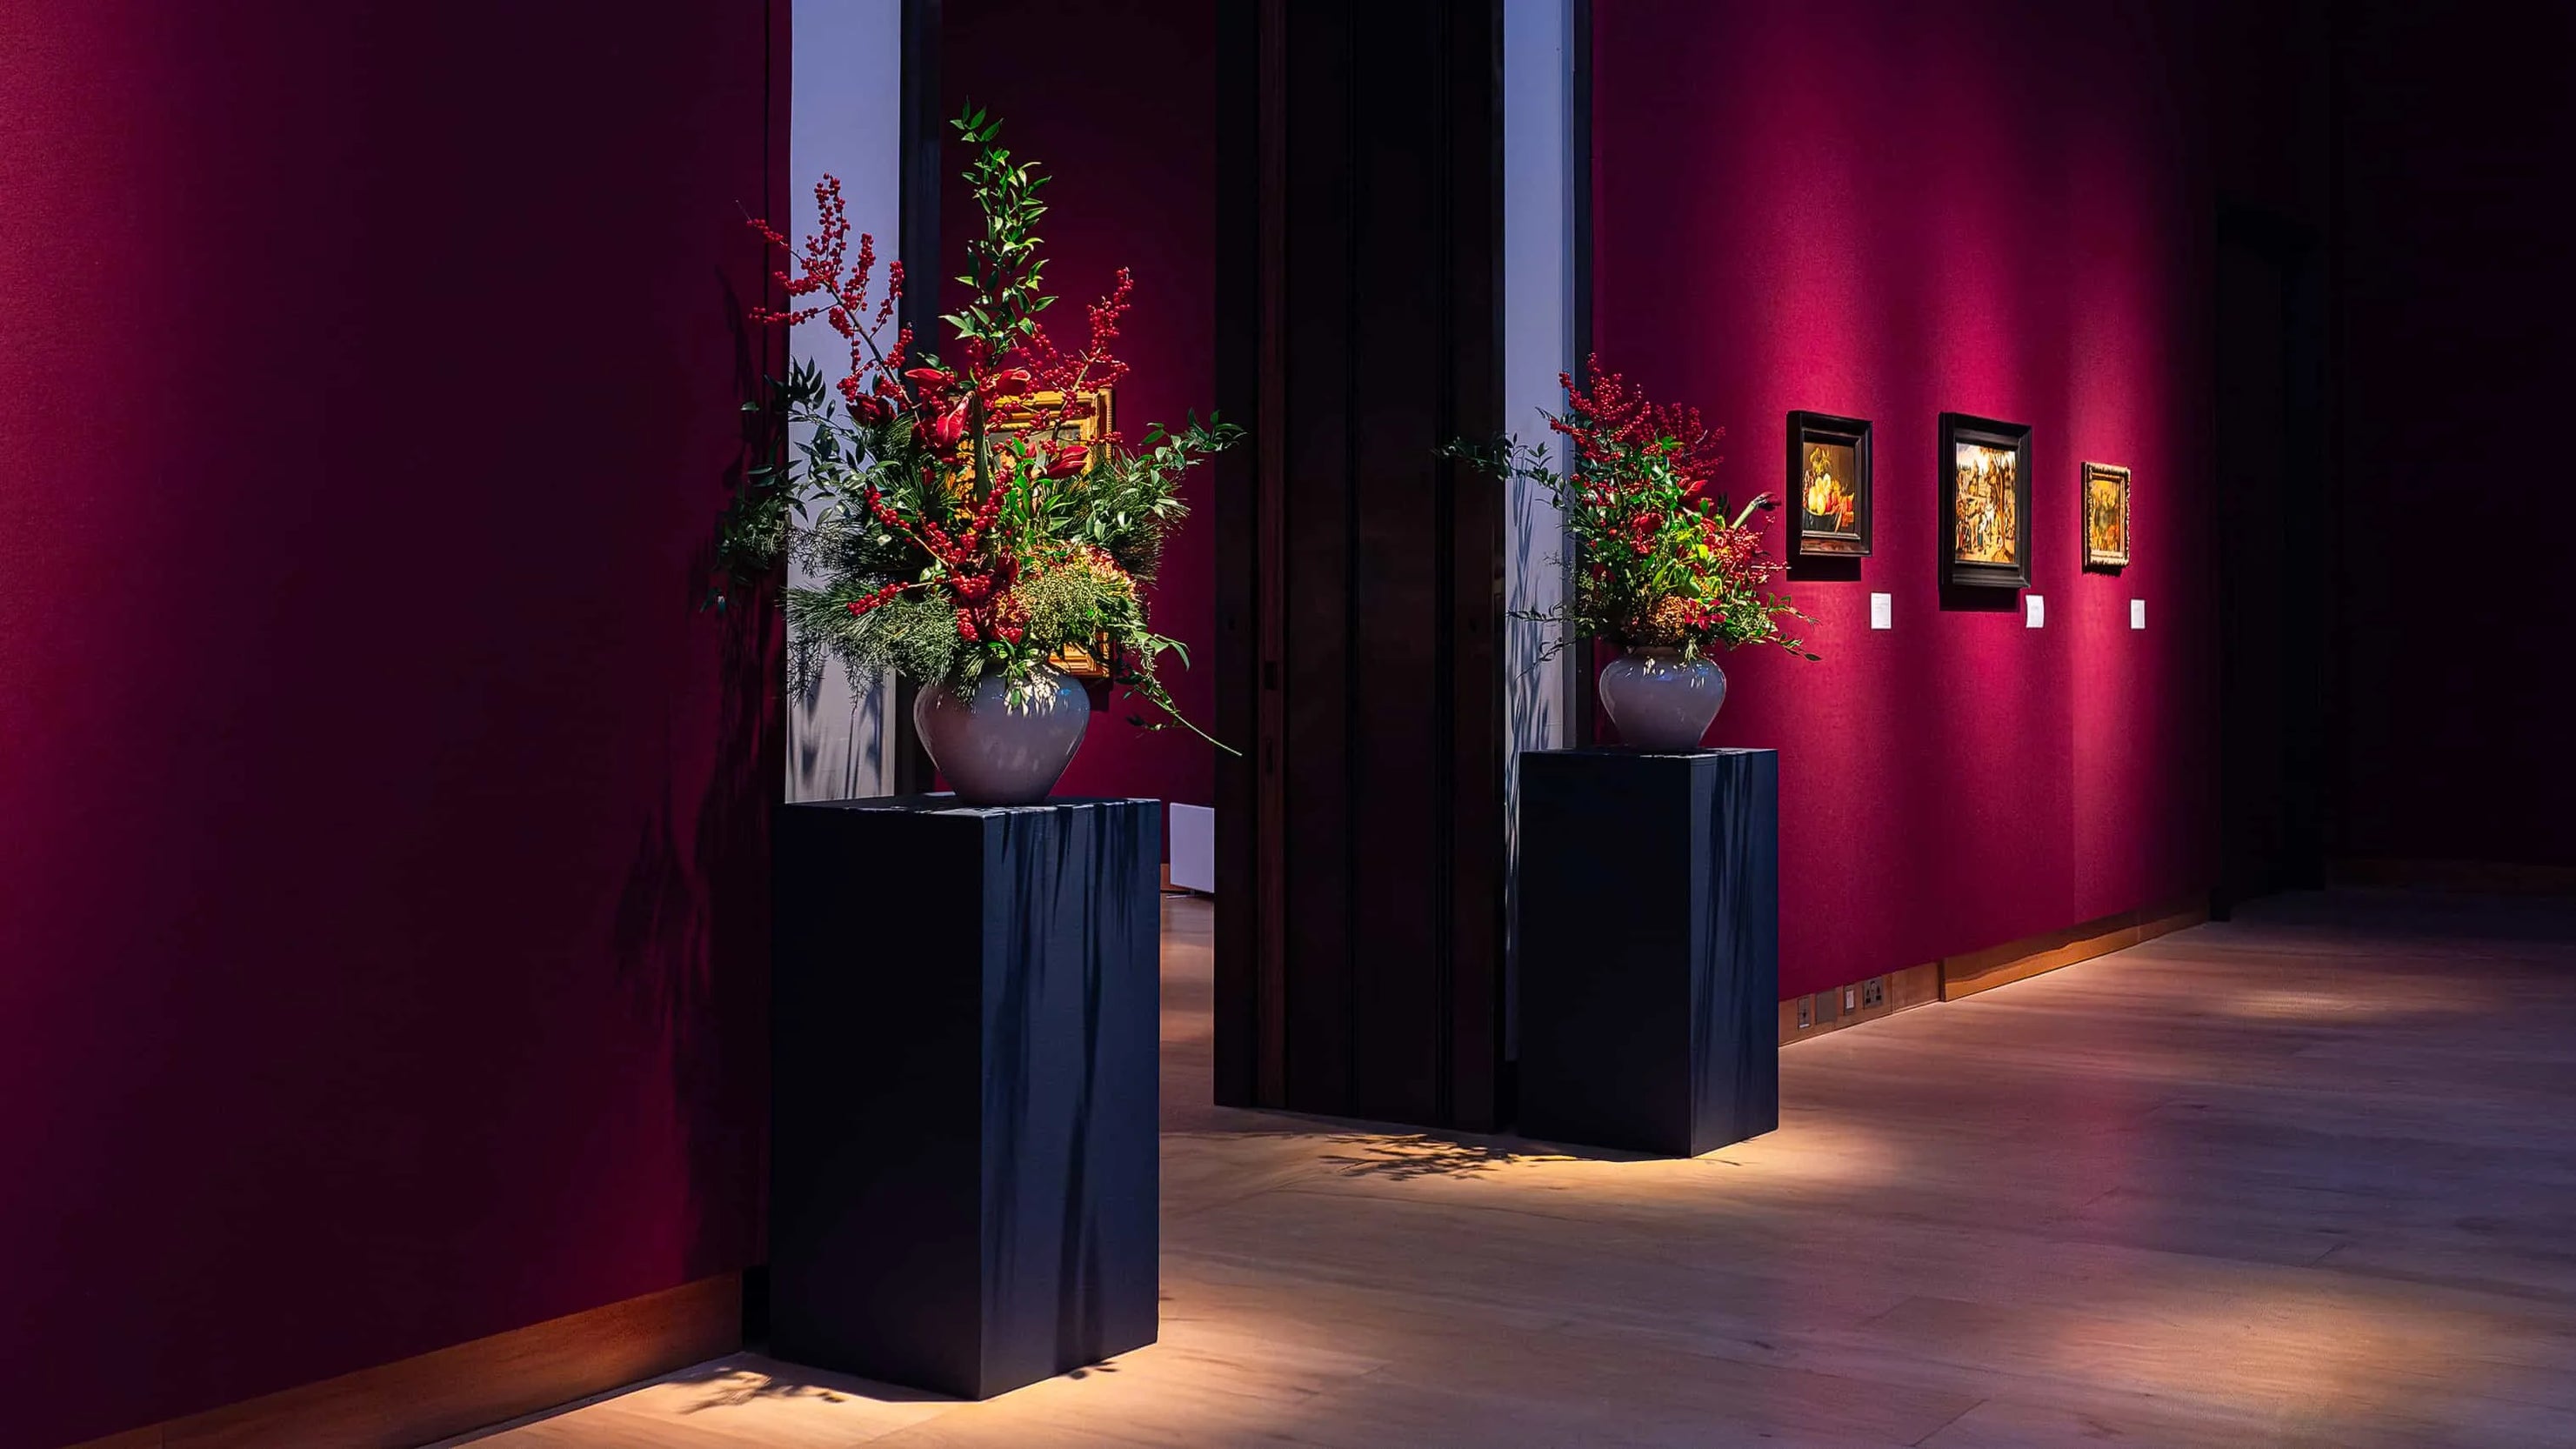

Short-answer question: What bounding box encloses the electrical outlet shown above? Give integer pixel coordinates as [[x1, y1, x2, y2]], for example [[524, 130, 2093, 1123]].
[[1796, 996, 1812, 1030], [1863, 976, 1885, 1008]]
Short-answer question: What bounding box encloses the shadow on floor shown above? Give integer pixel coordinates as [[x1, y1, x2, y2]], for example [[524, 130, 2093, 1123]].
[[664, 1353, 956, 1410], [1312, 1132, 1594, 1180], [1176, 1118, 1665, 1179]]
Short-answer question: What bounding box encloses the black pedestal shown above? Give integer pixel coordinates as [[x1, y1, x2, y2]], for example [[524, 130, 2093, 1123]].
[[769, 795, 1160, 1399], [1517, 749, 1779, 1156]]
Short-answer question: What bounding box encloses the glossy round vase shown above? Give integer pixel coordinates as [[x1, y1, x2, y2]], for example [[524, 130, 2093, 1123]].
[[1598, 647, 1727, 751], [912, 665, 1091, 806]]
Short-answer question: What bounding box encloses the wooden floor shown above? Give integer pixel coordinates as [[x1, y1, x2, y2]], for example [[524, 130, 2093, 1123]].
[[455, 891, 2576, 1448]]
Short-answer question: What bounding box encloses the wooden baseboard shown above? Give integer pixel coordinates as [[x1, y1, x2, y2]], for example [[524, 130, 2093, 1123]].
[[1779, 897, 2213, 1040], [70, 1273, 741, 1449], [1779, 962, 1939, 1045], [1939, 898, 2207, 1001], [2332, 858, 2576, 896]]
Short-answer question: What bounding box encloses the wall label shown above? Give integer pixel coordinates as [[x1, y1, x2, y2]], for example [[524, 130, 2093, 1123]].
[[1869, 592, 1892, 630], [2131, 598, 2146, 630], [2025, 594, 2045, 629]]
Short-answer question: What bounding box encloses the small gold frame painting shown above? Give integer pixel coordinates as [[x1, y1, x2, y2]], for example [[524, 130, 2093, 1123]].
[[981, 387, 1117, 477], [1048, 636, 1114, 680], [981, 388, 1119, 679], [2081, 460, 2131, 571]]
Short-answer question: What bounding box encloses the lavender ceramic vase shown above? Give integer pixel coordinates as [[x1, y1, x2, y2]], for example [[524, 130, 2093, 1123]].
[[912, 664, 1091, 805], [1598, 647, 1727, 751]]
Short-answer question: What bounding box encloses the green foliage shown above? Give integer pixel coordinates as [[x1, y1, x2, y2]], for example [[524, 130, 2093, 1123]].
[[943, 105, 1054, 363], [1036, 415, 1241, 580], [709, 361, 832, 611], [786, 580, 970, 699]]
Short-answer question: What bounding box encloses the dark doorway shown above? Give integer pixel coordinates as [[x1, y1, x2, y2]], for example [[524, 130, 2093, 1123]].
[[1212, 0, 1507, 1130], [2214, 204, 2331, 912]]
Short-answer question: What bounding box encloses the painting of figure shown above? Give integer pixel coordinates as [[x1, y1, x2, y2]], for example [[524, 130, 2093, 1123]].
[[1953, 444, 2019, 565], [1939, 413, 2032, 589], [2083, 460, 2132, 569], [1785, 411, 1872, 558]]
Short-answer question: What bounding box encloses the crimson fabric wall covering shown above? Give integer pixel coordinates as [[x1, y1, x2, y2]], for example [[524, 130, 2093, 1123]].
[[0, 6, 778, 1446], [940, 0, 1220, 814], [1592, 2, 2219, 996]]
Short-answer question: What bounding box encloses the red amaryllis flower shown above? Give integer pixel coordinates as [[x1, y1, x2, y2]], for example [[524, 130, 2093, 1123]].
[[926, 400, 970, 451]]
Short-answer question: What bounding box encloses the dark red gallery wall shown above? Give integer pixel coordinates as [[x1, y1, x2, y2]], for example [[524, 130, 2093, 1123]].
[[0, 7, 777, 1447], [1592, 2, 2218, 996], [941, 0, 1220, 813], [2332, 1, 2576, 870]]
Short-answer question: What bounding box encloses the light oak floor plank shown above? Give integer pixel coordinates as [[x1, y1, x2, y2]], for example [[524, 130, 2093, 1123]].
[[464, 890, 2576, 1448]]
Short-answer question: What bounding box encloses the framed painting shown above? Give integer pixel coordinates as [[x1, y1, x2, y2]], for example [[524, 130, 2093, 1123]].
[[2081, 460, 2131, 571], [982, 387, 1119, 678], [1786, 411, 1872, 558], [1939, 412, 2032, 590], [977, 387, 1117, 477]]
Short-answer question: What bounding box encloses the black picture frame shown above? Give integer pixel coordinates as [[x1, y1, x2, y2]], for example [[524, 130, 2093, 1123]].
[[1785, 411, 1872, 558], [1938, 412, 2033, 590]]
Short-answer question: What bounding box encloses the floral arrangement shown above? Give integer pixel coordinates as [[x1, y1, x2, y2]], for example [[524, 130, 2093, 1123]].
[[1448, 357, 1813, 662], [717, 109, 1238, 744]]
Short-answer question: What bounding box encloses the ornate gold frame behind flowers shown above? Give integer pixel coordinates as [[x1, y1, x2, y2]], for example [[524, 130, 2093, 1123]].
[[982, 387, 1117, 471], [983, 387, 1121, 678]]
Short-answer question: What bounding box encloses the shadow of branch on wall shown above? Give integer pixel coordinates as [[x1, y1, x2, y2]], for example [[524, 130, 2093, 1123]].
[[607, 274, 786, 1283]]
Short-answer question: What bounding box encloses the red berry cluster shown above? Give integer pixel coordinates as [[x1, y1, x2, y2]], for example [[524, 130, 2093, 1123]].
[[1549, 353, 1725, 493], [748, 177, 913, 432], [1018, 266, 1133, 438], [844, 580, 911, 617]]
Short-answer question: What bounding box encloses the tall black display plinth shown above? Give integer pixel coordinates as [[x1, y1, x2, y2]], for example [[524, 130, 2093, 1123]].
[[1517, 749, 1779, 1157], [770, 795, 1159, 1400]]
